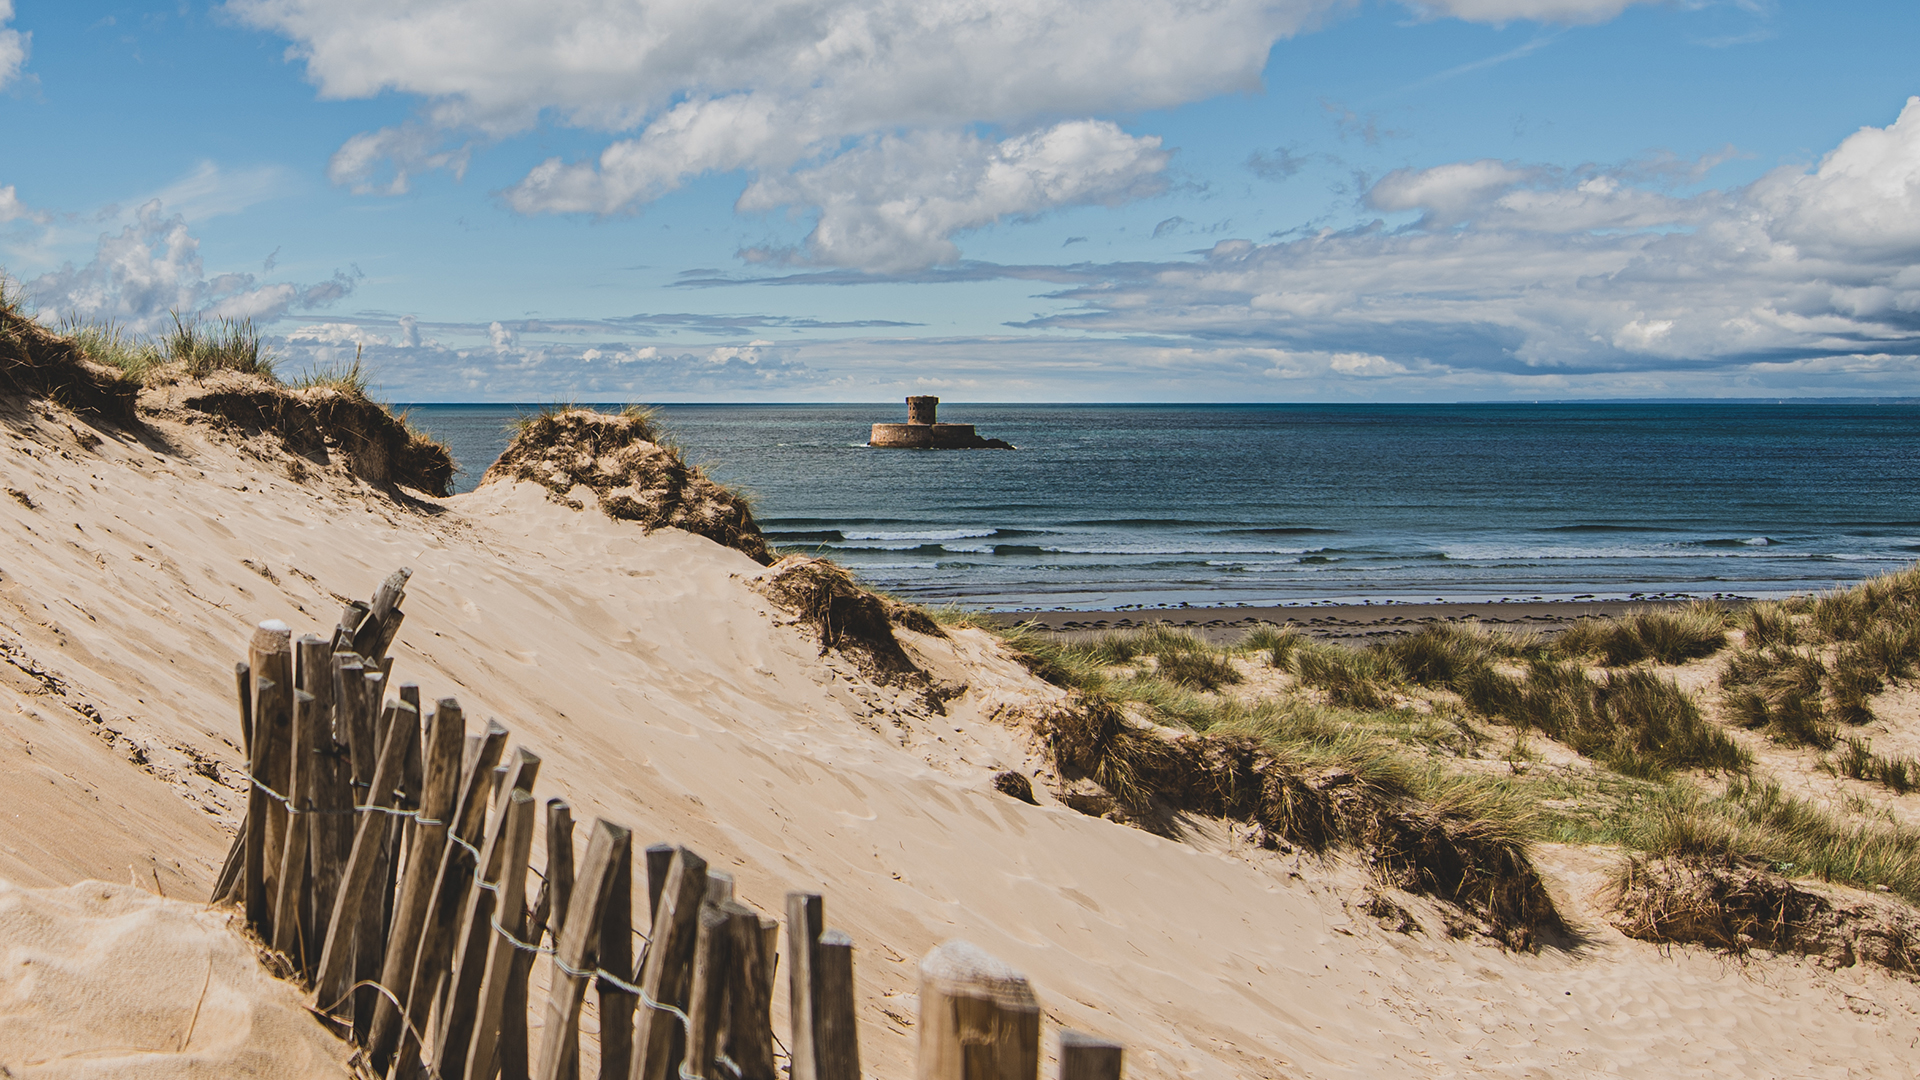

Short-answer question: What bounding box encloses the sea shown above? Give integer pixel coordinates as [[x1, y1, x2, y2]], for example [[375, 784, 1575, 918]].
[[398, 403, 1920, 613]]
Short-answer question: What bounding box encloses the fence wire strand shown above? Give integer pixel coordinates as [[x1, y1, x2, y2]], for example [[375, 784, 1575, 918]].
[[244, 765, 734, 1080]]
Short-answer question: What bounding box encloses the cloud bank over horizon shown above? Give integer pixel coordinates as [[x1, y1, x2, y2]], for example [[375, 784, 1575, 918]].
[[20, 93, 1920, 402], [4, 1, 1915, 401]]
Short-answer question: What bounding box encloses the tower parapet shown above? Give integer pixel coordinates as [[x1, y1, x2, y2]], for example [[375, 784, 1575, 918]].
[[869, 397, 1013, 449]]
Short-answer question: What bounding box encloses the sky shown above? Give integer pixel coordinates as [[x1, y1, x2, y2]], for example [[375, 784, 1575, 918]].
[[2, 0, 1919, 402]]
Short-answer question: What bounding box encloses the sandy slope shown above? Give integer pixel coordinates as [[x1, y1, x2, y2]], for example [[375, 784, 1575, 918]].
[[3, 400, 1920, 1078]]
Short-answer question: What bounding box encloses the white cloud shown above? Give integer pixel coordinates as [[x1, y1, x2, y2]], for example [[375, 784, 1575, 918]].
[[287, 322, 390, 347], [0, 184, 38, 224], [24, 201, 357, 332], [231, 0, 1672, 271], [987, 97, 1920, 384], [233, 0, 1338, 269], [1401, 0, 1658, 24], [1753, 96, 1920, 261], [141, 161, 293, 222], [736, 122, 1169, 271], [1368, 158, 1711, 231], [1367, 160, 1535, 223], [328, 123, 474, 195], [0, 1, 29, 90]]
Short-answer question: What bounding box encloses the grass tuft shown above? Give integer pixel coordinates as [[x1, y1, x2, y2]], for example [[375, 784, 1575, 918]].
[[1242, 624, 1306, 667], [1291, 643, 1401, 710], [1827, 738, 1920, 796], [1154, 650, 1244, 692], [57, 316, 162, 381], [166, 312, 274, 378], [1553, 602, 1728, 666], [287, 346, 372, 395]]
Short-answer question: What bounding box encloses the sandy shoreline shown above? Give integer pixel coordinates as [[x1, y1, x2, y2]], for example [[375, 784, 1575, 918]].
[[989, 597, 1718, 645]]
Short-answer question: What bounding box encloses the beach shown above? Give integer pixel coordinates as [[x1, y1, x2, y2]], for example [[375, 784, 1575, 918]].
[[3, 341, 1920, 1078], [997, 597, 1704, 645]]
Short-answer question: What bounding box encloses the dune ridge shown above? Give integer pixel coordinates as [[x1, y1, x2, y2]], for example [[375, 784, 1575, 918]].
[[2, 353, 1920, 1075]]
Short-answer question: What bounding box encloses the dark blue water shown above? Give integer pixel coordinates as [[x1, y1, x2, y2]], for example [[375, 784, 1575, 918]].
[[398, 403, 1920, 611]]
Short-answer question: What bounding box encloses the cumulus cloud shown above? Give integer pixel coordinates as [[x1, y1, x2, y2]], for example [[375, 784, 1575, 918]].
[[1367, 159, 1709, 230], [0, 184, 41, 224], [0, 1, 29, 90], [736, 122, 1168, 270], [1401, 0, 1658, 24], [328, 123, 474, 195], [24, 201, 358, 332], [231, 0, 1673, 271]]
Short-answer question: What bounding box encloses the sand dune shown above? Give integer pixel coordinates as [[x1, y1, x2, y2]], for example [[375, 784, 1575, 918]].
[[3, 398, 1920, 1078]]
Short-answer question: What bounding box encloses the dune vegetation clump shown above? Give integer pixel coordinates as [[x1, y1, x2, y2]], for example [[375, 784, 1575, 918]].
[[1719, 569, 1920, 747], [974, 573, 1920, 963], [0, 284, 141, 422], [482, 405, 773, 564], [1552, 602, 1730, 667], [1, 287, 457, 495]]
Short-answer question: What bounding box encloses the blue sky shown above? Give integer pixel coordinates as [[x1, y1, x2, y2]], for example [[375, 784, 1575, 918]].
[[2, 0, 1918, 401]]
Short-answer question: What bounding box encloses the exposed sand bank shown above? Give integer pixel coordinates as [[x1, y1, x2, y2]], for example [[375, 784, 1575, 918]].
[[2, 392, 1919, 1077]]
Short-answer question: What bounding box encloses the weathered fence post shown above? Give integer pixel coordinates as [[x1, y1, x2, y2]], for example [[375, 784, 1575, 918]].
[[390, 720, 508, 1078], [786, 892, 825, 1080], [368, 698, 465, 1072], [631, 847, 709, 1080], [597, 838, 637, 1080], [644, 842, 674, 921], [315, 698, 416, 1009], [436, 746, 541, 1078], [1058, 1032, 1123, 1080], [814, 930, 859, 1080], [502, 799, 574, 1080], [352, 567, 411, 660], [308, 649, 359, 968], [210, 661, 254, 905], [916, 940, 1041, 1080], [248, 621, 293, 938], [535, 818, 633, 1080], [722, 903, 778, 1080], [683, 900, 732, 1079], [271, 687, 319, 964], [464, 788, 538, 1080]]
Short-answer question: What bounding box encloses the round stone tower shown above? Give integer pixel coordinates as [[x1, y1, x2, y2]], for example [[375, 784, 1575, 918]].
[[870, 396, 1013, 449]]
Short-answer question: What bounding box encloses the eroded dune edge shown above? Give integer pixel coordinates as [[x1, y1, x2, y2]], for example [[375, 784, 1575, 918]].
[[3, 313, 1920, 1077]]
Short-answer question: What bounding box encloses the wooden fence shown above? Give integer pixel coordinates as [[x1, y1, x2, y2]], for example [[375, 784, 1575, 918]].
[[206, 570, 1127, 1080]]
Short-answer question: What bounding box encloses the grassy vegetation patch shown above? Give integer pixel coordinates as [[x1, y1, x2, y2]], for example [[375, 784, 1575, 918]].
[[1552, 602, 1729, 666], [965, 569, 1920, 951], [1719, 570, 1920, 747]]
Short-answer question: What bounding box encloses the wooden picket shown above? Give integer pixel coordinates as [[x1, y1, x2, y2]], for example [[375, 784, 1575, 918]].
[[215, 570, 1125, 1080]]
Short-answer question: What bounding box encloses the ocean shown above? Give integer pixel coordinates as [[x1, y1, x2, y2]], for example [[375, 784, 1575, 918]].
[[399, 402, 1920, 612]]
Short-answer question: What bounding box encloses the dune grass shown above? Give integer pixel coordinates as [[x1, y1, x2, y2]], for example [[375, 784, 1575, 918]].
[[1552, 601, 1729, 667], [57, 316, 163, 381], [286, 345, 372, 395], [969, 572, 1920, 922], [1718, 568, 1920, 746], [1827, 738, 1920, 796], [1242, 624, 1306, 667], [1290, 642, 1402, 710], [165, 312, 274, 378]]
